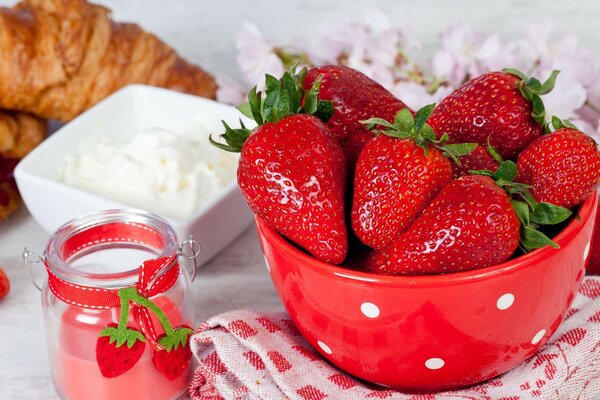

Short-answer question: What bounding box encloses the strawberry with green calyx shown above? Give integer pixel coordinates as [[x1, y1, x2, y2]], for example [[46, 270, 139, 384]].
[[302, 65, 412, 166], [451, 144, 499, 178], [516, 117, 600, 208], [96, 289, 146, 378], [211, 70, 348, 264], [351, 104, 477, 250], [428, 69, 560, 159], [471, 160, 572, 251]]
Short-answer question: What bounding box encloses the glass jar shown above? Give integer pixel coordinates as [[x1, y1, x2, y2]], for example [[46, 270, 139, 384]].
[[25, 210, 197, 400]]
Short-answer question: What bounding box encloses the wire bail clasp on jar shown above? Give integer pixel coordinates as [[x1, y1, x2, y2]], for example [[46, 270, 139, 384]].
[[178, 235, 201, 282], [23, 247, 46, 291]]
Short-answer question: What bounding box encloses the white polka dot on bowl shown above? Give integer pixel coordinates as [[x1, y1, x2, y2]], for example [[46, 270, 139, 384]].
[[531, 329, 546, 345], [425, 358, 445, 370], [496, 293, 515, 310], [317, 340, 332, 355], [360, 302, 380, 318]]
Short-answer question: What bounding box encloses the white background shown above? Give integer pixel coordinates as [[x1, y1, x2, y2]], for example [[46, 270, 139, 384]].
[[0, 1, 598, 399]]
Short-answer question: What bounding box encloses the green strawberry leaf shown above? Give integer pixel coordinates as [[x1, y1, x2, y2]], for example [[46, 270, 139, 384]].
[[530, 202, 572, 225], [209, 120, 252, 153], [236, 102, 253, 120], [503, 68, 528, 81], [441, 143, 477, 165], [394, 108, 415, 132], [314, 100, 334, 122], [413, 103, 435, 133], [521, 226, 559, 250], [511, 200, 530, 226], [469, 169, 496, 177], [247, 86, 263, 125], [361, 117, 401, 132], [494, 160, 518, 182], [486, 137, 504, 163], [540, 70, 560, 95]]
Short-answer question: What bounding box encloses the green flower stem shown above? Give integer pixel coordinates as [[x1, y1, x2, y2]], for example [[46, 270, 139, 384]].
[[118, 287, 175, 337]]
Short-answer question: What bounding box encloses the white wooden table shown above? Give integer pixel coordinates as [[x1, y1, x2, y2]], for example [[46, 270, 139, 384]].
[[0, 0, 598, 398]]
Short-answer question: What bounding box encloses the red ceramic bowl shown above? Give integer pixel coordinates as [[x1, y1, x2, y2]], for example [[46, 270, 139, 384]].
[[256, 194, 598, 391]]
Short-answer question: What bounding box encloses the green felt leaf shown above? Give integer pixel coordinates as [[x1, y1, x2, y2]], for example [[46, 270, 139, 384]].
[[158, 327, 193, 352], [530, 202, 572, 225], [99, 326, 145, 349]]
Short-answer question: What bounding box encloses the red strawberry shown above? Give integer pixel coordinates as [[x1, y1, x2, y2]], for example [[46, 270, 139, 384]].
[[96, 323, 146, 378], [451, 144, 499, 178], [588, 204, 600, 273], [0, 267, 9, 300], [428, 69, 559, 159], [517, 123, 600, 208], [351, 105, 475, 250], [152, 325, 193, 381], [212, 70, 348, 263], [303, 65, 411, 165], [379, 175, 521, 275]]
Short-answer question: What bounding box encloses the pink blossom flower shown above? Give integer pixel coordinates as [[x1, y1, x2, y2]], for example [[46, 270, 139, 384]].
[[215, 74, 246, 105], [539, 68, 587, 123], [236, 23, 284, 90], [432, 24, 505, 87]]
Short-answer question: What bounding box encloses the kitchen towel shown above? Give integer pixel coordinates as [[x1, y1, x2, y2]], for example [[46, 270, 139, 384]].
[[189, 277, 600, 400]]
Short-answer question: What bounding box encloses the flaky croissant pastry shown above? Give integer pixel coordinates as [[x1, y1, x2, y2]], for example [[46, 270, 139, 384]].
[[0, 0, 217, 121], [0, 110, 47, 159], [0, 111, 46, 220]]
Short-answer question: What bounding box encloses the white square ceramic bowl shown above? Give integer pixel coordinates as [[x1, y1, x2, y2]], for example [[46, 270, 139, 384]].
[[15, 85, 254, 267]]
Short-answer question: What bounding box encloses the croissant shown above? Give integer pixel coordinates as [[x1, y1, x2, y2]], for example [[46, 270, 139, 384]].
[[0, 110, 47, 159], [0, 0, 217, 121], [0, 110, 46, 221]]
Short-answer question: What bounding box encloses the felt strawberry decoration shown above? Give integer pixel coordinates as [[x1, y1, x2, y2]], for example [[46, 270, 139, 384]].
[[96, 289, 146, 378], [152, 325, 194, 381], [96, 287, 194, 381]]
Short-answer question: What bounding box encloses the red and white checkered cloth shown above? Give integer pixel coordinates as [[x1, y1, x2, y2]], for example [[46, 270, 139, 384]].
[[189, 277, 600, 400]]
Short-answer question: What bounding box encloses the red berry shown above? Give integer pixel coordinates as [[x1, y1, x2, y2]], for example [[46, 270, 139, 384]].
[[152, 326, 193, 381], [428, 71, 546, 159], [451, 144, 499, 178], [304, 65, 411, 166], [382, 175, 520, 275], [0, 268, 10, 300], [517, 128, 600, 208], [352, 136, 452, 250], [239, 114, 348, 264]]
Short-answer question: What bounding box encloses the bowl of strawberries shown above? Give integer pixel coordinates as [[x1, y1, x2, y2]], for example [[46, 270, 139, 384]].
[[211, 66, 600, 391]]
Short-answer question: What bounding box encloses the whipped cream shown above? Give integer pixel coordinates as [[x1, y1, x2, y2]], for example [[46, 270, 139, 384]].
[[60, 120, 238, 219]]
